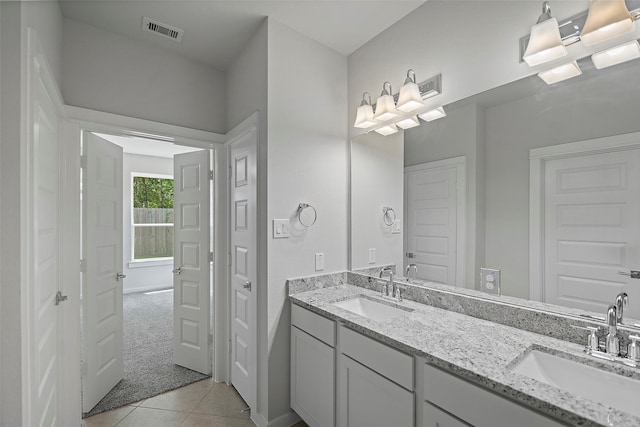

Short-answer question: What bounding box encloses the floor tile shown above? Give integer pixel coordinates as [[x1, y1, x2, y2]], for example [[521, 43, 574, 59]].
[[192, 383, 250, 419], [140, 379, 214, 412], [180, 413, 249, 427], [115, 407, 189, 427], [81, 406, 135, 426]]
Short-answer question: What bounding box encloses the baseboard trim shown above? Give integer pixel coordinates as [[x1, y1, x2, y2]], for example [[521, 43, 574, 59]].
[[252, 410, 301, 427], [123, 284, 172, 294]]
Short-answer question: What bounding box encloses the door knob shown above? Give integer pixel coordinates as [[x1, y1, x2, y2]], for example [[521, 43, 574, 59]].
[[243, 280, 252, 291], [172, 267, 182, 275], [55, 291, 68, 306], [116, 272, 127, 281], [618, 270, 640, 279]]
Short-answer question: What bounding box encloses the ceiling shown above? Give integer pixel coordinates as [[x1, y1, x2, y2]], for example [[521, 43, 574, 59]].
[[60, 0, 426, 70], [94, 132, 202, 158]]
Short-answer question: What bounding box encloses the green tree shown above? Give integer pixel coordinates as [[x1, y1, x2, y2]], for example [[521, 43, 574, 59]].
[[133, 177, 174, 209]]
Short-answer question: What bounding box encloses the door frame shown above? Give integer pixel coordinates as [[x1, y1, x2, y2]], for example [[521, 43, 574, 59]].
[[529, 131, 640, 302], [225, 112, 258, 414], [61, 106, 229, 419], [404, 156, 466, 287]]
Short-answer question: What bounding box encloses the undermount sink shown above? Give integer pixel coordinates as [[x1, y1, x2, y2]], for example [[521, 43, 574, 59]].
[[333, 296, 412, 322], [511, 349, 640, 418]]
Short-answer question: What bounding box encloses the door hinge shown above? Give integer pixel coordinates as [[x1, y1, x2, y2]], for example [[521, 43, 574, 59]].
[[228, 252, 232, 266], [80, 155, 87, 169], [209, 170, 214, 180], [229, 165, 232, 180], [80, 259, 87, 272], [209, 252, 214, 262]]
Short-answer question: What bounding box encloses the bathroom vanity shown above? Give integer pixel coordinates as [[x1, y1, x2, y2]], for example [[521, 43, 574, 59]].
[[289, 272, 640, 427]]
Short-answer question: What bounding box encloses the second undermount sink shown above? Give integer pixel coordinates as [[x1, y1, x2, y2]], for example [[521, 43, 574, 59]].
[[333, 296, 412, 322], [511, 349, 640, 418]]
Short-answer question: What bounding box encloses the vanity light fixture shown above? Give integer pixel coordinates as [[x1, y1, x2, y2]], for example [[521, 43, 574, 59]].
[[353, 92, 377, 129], [581, 0, 635, 47], [395, 116, 421, 130], [374, 123, 399, 136], [373, 82, 399, 122], [591, 39, 640, 68], [418, 107, 447, 122], [523, 2, 568, 66], [396, 69, 424, 112], [537, 60, 582, 84]]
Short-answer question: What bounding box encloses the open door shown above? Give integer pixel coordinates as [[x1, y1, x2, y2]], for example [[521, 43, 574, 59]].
[[173, 150, 211, 374], [82, 133, 124, 413]]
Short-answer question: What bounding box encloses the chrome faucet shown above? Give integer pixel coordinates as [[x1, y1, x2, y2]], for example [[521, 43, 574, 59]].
[[405, 263, 418, 281], [615, 292, 629, 324], [379, 267, 394, 297], [605, 305, 620, 356]]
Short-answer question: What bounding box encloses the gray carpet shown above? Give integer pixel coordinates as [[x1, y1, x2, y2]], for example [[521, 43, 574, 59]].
[[84, 289, 210, 418]]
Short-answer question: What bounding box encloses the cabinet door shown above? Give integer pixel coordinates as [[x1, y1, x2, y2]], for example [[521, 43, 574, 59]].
[[423, 402, 471, 427], [291, 326, 335, 427], [338, 355, 414, 427]]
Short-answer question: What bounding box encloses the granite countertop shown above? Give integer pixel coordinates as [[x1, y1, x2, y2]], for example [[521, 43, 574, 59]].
[[289, 283, 640, 427]]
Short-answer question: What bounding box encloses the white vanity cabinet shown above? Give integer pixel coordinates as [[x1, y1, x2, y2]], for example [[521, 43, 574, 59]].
[[291, 304, 336, 427], [337, 325, 414, 427], [419, 363, 565, 427]]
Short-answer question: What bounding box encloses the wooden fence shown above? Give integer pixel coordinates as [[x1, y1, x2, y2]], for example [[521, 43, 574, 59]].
[[133, 208, 174, 259]]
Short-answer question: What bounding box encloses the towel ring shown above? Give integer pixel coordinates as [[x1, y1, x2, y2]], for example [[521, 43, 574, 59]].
[[382, 206, 396, 226], [298, 203, 317, 227]]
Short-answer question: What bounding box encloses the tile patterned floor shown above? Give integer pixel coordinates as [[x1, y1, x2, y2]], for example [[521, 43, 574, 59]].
[[82, 379, 309, 427]]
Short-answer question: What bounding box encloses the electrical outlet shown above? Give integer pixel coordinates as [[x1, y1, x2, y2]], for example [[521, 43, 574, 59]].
[[480, 268, 501, 295], [368, 248, 376, 264], [392, 220, 401, 234], [315, 253, 325, 271]]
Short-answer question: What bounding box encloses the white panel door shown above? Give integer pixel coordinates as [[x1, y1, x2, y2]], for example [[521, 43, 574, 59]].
[[406, 165, 458, 285], [82, 133, 124, 413], [544, 149, 640, 317], [229, 126, 257, 407], [173, 150, 211, 374], [29, 54, 62, 426]]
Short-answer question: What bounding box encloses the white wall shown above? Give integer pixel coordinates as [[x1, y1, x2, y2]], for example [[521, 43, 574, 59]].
[[404, 102, 485, 288], [266, 19, 348, 422], [351, 131, 403, 270], [122, 153, 174, 294], [62, 18, 227, 134], [484, 62, 640, 299], [225, 19, 270, 420], [0, 1, 63, 424]]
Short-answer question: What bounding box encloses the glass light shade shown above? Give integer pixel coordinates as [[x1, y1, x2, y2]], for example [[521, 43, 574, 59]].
[[592, 40, 640, 68], [537, 61, 582, 84], [374, 94, 399, 121], [395, 116, 420, 129], [396, 81, 424, 112], [353, 104, 377, 128], [581, 0, 634, 47], [418, 107, 447, 122], [523, 18, 568, 66], [374, 123, 398, 136]]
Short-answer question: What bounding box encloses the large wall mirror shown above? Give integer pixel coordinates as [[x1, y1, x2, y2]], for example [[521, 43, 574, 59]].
[[350, 56, 640, 320]]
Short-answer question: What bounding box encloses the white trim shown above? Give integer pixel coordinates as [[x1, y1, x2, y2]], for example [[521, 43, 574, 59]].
[[61, 107, 227, 418], [404, 156, 467, 288], [128, 259, 173, 269], [529, 132, 640, 301], [123, 284, 173, 295]]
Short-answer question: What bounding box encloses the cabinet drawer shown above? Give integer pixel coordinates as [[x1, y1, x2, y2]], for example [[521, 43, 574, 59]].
[[423, 402, 470, 427], [292, 304, 335, 347], [423, 364, 564, 427], [339, 325, 414, 390]]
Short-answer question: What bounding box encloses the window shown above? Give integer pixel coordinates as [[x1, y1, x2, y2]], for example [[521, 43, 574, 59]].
[[132, 174, 174, 260]]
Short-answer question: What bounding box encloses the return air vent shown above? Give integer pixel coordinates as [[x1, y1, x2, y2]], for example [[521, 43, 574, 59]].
[[142, 17, 184, 42]]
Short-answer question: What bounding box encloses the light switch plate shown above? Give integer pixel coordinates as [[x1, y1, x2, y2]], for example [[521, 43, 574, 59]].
[[480, 268, 501, 295], [368, 248, 376, 264], [315, 253, 325, 271], [273, 219, 290, 239]]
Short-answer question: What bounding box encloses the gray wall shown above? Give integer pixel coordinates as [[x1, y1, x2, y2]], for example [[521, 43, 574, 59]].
[[62, 18, 226, 133], [485, 62, 640, 299]]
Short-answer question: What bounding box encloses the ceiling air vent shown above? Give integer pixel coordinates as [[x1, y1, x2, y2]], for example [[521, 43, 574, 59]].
[[142, 17, 184, 42]]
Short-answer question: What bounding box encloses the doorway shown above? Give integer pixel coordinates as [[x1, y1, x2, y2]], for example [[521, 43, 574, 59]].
[[80, 130, 218, 416]]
